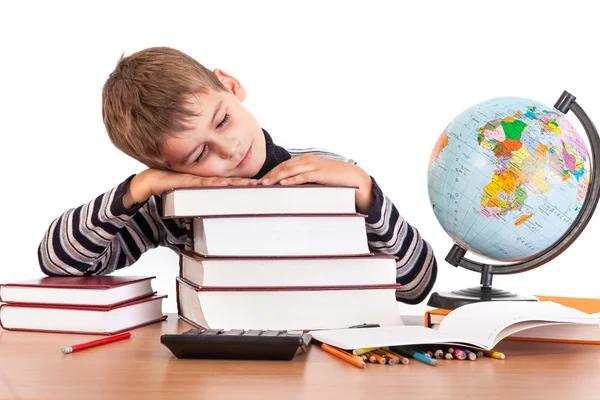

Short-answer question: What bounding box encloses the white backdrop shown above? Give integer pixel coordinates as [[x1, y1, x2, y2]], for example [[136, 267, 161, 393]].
[[1, 0, 599, 314]]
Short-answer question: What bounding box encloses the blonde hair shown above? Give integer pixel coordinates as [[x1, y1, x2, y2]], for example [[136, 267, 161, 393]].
[[102, 47, 226, 168]]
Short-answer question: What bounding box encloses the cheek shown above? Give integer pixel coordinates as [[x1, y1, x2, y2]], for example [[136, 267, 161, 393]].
[[189, 157, 231, 177]]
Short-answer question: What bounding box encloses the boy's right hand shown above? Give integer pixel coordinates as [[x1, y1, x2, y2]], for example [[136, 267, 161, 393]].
[[123, 168, 258, 209]]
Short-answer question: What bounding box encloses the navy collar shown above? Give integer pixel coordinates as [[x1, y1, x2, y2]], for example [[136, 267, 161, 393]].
[[252, 129, 291, 179]]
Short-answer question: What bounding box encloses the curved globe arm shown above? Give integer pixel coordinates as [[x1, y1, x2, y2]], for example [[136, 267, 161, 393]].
[[451, 91, 600, 275]]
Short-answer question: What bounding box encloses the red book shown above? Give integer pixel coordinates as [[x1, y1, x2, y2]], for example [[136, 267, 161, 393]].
[[0, 276, 156, 307], [0, 294, 167, 335]]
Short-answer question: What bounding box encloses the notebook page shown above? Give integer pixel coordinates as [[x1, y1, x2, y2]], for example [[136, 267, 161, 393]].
[[438, 301, 600, 349], [309, 325, 483, 350]]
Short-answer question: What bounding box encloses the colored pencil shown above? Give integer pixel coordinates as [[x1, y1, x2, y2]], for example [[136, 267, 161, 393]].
[[390, 346, 438, 366], [352, 347, 381, 356], [461, 348, 478, 361], [480, 349, 506, 360], [367, 351, 387, 364], [321, 344, 366, 369], [453, 348, 467, 360], [61, 332, 131, 354], [383, 348, 410, 365], [433, 349, 445, 359], [374, 349, 399, 364]]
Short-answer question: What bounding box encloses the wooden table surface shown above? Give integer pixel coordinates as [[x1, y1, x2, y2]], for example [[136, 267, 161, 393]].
[[1, 314, 599, 400]]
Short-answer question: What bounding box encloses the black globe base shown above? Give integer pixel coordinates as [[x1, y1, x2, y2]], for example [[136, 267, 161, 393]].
[[427, 287, 539, 310]]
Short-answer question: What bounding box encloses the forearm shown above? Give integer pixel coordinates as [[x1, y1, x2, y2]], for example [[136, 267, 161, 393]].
[[38, 176, 149, 276], [362, 177, 438, 304]]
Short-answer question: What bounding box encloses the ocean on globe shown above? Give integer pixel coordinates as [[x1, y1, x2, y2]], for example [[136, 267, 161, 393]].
[[428, 97, 590, 262]]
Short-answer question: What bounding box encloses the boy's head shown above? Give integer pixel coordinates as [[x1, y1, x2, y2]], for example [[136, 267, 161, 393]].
[[102, 47, 266, 178]]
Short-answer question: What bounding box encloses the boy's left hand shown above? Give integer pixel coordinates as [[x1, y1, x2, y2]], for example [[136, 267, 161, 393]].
[[258, 154, 375, 213]]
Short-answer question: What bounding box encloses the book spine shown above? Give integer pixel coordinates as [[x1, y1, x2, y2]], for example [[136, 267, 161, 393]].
[[0, 292, 158, 308], [0, 304, 5, 330], [177, 277, 401, 292], [175, 277, 182, 317], [186, 219, 194, 252], [424, 311, 436, 328], [0, 294, 166, 311], [178, 254, 184, 278]]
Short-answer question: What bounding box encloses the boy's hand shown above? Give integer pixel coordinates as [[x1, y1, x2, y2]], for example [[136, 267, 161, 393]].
[[123, 168, 258, 209], [258, 154, 375, 213]]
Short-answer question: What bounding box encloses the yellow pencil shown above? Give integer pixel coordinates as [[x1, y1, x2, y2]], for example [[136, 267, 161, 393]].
[[352, 347, 382, 356], [480, 349, 506, 360]]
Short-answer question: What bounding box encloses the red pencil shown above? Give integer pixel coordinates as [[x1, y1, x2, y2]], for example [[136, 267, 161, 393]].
[[61, 332, 131, 354]]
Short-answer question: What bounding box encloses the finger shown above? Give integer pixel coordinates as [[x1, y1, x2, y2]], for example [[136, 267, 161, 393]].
[[227, 178, 248, 184], [259, 158, 309, 184], [261, 163, 316, 185], [200, 177, 229, 186], [279, 171, 318, 186], [228, 178, 255, 186]]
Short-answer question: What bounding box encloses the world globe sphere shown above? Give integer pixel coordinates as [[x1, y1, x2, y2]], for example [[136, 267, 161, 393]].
[[427, 96, 591, 262]]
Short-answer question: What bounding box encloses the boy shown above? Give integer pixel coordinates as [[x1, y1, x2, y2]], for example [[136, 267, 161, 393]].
[[38, 47, 437, 304]]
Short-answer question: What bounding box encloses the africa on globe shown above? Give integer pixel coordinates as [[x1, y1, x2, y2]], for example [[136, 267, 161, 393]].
[[428, 97, 590, 262]]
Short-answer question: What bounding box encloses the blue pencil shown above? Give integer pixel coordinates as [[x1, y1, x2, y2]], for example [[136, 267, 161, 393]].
[[389, 346, 438, 366]]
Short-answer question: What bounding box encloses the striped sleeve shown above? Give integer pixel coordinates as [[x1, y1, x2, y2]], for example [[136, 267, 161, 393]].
[[37, 175, 188, 276], [364, 177, 437, 304]]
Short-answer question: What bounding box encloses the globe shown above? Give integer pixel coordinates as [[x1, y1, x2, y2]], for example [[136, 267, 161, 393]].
[[428, 96, 591, 262], [425, 91, 600, 310]]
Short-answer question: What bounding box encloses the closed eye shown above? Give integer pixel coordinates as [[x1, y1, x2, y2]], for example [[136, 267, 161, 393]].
[[217, 114, 230, 129], [193, 145, 208, 164]]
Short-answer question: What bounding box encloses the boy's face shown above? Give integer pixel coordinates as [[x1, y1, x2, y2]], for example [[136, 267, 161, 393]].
[[162, 71, 266, 178]]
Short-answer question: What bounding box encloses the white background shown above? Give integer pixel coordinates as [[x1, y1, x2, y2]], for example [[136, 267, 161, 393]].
[[1, 0, 599, 315]]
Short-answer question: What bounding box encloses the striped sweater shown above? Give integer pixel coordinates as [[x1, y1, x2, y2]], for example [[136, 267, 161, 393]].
[[38, 130, 437, 304]]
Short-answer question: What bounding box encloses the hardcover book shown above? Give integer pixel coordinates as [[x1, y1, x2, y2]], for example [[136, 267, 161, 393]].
[[0, 276, 157, 307], [161, 184, 357, 217], [190, 214, 370, 257], [179, 250, 398, 287], [176, 277, 403, 331], [0, 294, 167, 335]]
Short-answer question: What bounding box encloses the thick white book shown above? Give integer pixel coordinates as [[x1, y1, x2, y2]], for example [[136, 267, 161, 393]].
[[180, 251, 398, 287], [191, 214, 370, 257], [161, 185, 357, 217], [176, 278, 403, 330], [310, 301, 600, 350]]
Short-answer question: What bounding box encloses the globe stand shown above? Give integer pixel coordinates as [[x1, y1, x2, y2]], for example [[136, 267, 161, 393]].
[[427, 90, 600, 311], [427, 245, 539, 310]]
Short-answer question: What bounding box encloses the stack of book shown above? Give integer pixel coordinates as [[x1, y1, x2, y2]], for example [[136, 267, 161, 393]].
[[0, 276, 167, 334], [162, 184, 403, 331]]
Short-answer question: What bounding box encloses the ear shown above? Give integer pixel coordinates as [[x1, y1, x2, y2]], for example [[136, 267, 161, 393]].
[[213, 69, 246, 102]]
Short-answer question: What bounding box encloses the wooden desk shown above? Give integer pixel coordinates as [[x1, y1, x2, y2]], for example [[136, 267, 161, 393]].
[[1, 314, 598, 400]]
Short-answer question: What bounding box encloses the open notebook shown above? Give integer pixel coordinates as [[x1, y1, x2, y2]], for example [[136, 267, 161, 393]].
[[310, 301, 600, 350]]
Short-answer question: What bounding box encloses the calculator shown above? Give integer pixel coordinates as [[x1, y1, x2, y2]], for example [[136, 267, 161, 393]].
[[160, 329, 312, 361]]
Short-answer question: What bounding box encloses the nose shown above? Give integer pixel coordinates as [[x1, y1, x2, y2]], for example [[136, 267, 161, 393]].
[[212, 136, 240, 159]]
